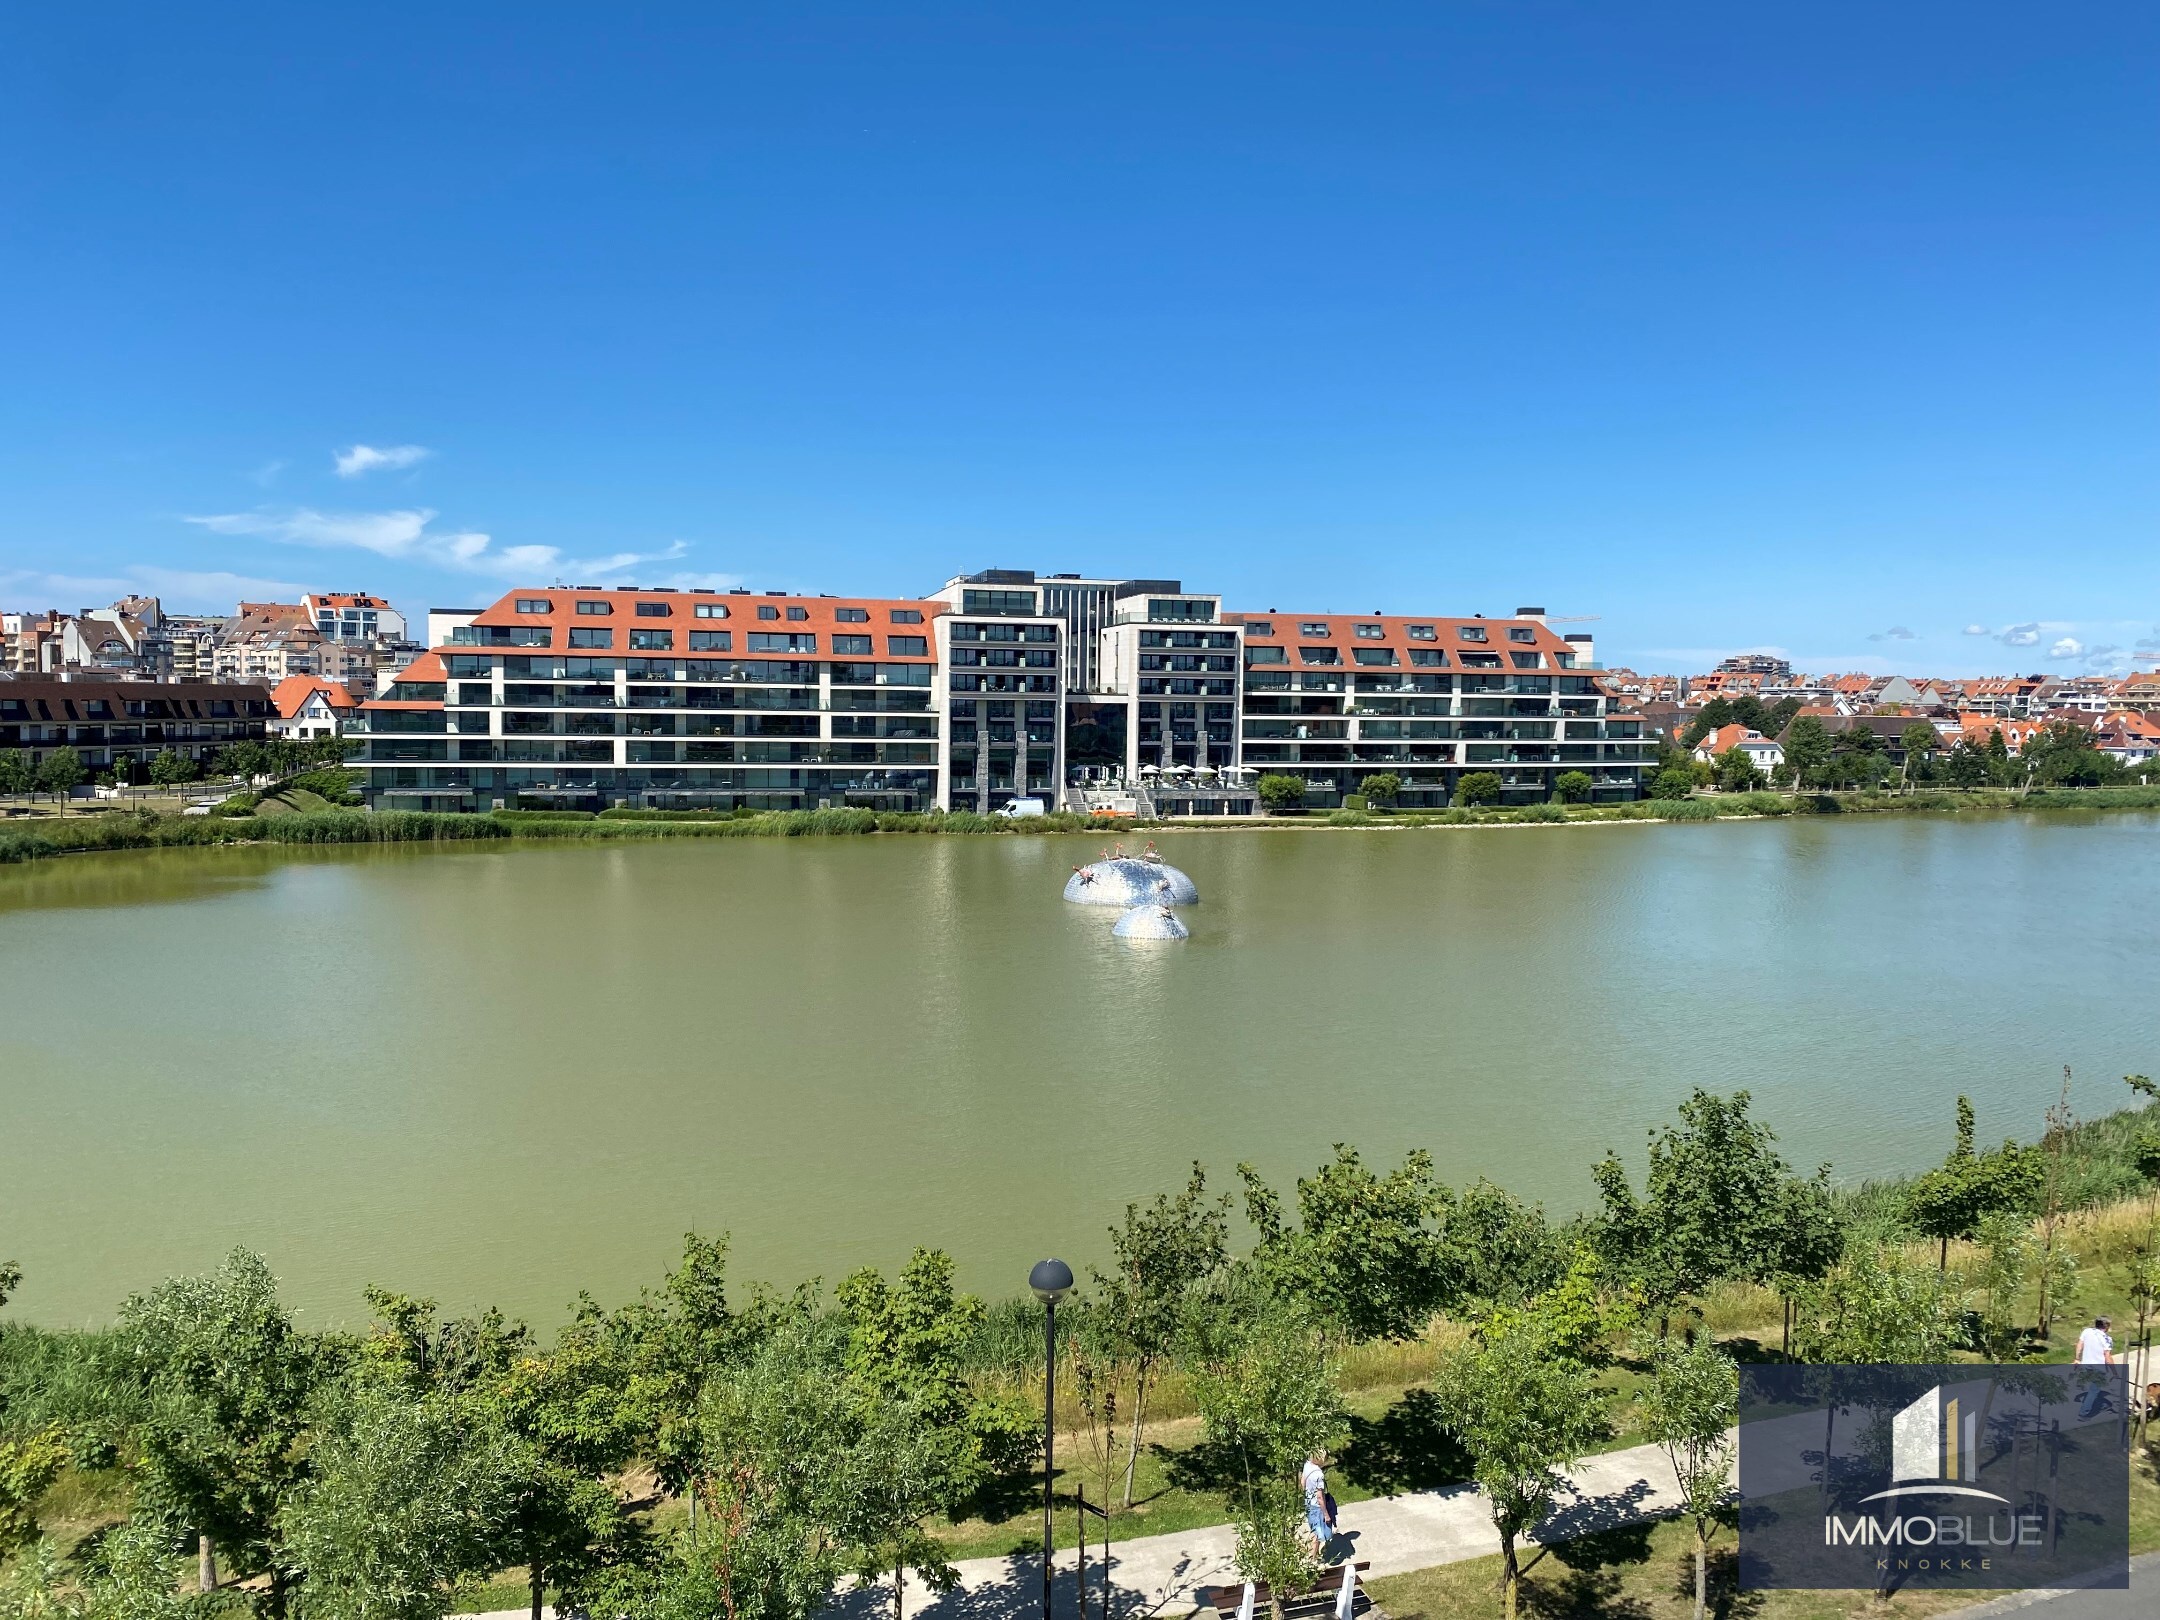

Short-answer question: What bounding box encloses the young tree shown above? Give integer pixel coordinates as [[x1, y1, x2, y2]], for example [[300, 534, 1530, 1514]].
[[1184, 1305, 1346, 1620], [278, 1382, 527, 1620], [0, 751, 29, 798], [1714, 748, 1761, 793], [119, 1250, 324, 1617], [1944, 738, 1988, 789], [1903, 1096, 2042, 1268], [1435, 1321, 1608, 1620], [1647, 766, 1696, 800], [148, 750, 199, 787], [1238, 1147, 1455, 1344], [1791, 1244, 1965, 1363], [1552, 770, 1593, 804], [1256, 774, 1309, 814], [1356, 772, 1401, 809], [1454, 772, 1502, 807], [837, 1248, 1032, 1485], [1782, 715, 1832, 786], [1899, 722, 1938, 788], [1093, 1163, 1231, 1504], [1636, 1334, 1737, 1620], [1592, 1090, 1825, 1329], [34, 748, 85, 800]]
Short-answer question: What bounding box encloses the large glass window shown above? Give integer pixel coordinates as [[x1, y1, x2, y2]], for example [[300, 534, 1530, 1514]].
[[569, 628, 613, 649], [629, 630, 674, 650], [835, 607, 869, 622], [1245, 644, 1286, 664], [636, 601, 672, 617], [748, 632, 817, 653], [1299, 646, 1341, 665], [887, 635, 928, 656], [690, 630, 732, 651], [962, 588, 1038, 615], [833, 634, 873, 655], [1353, 648, 1398, 666]]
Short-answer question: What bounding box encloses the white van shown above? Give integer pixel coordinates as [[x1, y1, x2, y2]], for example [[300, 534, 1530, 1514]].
[[992, 797, 1047, 818]]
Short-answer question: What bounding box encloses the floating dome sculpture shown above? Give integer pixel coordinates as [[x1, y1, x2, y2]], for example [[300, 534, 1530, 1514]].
[[1112, 898, 1191, 941], [1063, 843, 1198, 907], [1131, 845, 1199, 906]]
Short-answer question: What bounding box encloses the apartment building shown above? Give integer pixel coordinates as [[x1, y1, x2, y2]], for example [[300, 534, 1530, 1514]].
[[0, 678, 272, 778], [1229, 611, 1648, 807], [351, 587, 945, 812], [350, 578, 1649, 812]]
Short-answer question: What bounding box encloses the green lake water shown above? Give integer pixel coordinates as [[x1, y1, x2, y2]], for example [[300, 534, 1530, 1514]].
[[2, 814, 2156, 1327]]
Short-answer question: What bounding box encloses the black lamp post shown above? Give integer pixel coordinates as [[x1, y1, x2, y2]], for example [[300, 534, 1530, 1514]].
[[1029, 1258, 1076, 1620]]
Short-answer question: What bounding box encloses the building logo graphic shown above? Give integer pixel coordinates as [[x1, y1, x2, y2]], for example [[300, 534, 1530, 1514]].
[[1736, 1364, 2128, 1593], [1855, 1385, 2009, 1507]]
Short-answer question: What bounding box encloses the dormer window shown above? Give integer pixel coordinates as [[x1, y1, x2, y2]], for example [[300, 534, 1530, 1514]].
[[1457, 625, 1488, 643], [1354, 624, 1385, 640], [1299, 622, 1330, 638], [1243, 620, 1274, 636], [635, 601, 672, 618], [1406, 625, 1436, 641], [514, 598, 551, 614], [576, 601, 613, 616]]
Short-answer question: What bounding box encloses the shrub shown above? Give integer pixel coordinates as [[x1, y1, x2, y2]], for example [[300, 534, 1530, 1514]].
[[1553, 770, 1593, 804], [1256, 774, 1309, 813], [1327, 809, 1375, 826], [282, 767, 358, 806], [1515, 801, 1566, 822], [214, 791, 261, 816], [1648, 767, 1696, 800], [1357, 772, 1401, 809], [1341, 794, 1368, 812], [0, 832, 59, 864], [1454, 772, 1502, 807], [491, 808, 598, 823]]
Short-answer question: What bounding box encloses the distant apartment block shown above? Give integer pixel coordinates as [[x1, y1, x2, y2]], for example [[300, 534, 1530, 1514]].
[[348, 573, 1652, 813]]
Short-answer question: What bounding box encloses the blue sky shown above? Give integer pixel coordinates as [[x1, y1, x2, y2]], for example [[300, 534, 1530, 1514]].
[[1, 3, 2152, 676]]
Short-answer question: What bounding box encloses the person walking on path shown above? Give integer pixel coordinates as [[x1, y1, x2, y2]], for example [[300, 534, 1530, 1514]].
[[2075, 1317, 2116, 1365], [1301, 1451, 1337, 1558]]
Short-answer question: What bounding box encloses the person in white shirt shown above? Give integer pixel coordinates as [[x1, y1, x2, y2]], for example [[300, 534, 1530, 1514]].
[[1300, 1452, 1335, 1554], [2074, 1317, 2115, 1365]]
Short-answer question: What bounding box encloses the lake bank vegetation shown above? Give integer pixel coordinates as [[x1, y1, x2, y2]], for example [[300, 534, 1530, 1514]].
[[5, 779, 2159, 870], [4, 1075, 2157, 1620]]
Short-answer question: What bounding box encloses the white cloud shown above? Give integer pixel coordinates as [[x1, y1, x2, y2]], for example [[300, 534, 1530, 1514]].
[[184, 505, 694, 585], [2047, 637, 2084, 659], [0, 565, 309, 613], [1998, 622, 2042, 647], [1867, 625, 1916, 642], [334, 443, 433, 478], [1962, 624, 1989, 636]]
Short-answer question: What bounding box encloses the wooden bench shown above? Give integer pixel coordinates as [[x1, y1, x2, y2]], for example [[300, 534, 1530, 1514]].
[[1197, 1561, 1373, 1620]]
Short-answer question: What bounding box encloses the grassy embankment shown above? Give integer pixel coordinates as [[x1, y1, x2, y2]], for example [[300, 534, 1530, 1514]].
[[5, 783, 2160, 869]]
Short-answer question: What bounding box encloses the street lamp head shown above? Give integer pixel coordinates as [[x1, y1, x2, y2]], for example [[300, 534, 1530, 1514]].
[[1028, 1258, 1075, 1303]]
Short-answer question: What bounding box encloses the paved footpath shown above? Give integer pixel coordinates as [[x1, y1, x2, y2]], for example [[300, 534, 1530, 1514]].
[[468, 1354, 2154, 1620]]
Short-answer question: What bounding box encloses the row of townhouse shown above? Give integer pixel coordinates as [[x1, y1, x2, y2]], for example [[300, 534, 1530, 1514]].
[[0, 678, 274, 776], [348, 571, 1655, 813]]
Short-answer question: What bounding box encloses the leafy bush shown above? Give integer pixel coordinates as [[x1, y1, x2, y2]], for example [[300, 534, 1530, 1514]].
[[1357, 772, 1401, 808], [1515, 801, 1566, 822], [1341, 794, 1367, 812], [282, 767, 359, 806], [213, 791, 261, 816], [0, 832, 60, 864], [1553, 770, 1593, 804], [1255, 774, 1309, 813], [1454, 772, 1502, 807], [1648, 767, 1696, 800], [1326, 808, 1376, 826]]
